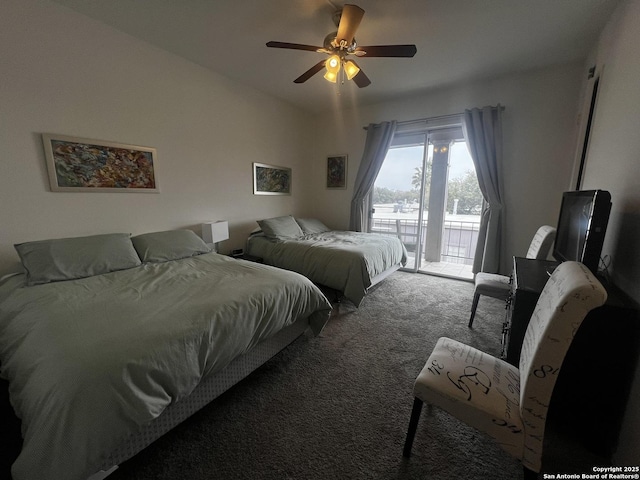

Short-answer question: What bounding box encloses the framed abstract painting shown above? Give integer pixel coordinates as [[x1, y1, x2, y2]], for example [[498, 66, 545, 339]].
[[253, 162, 291, 195], [326, 155, 347, 189], [42, 134, 159, 193]]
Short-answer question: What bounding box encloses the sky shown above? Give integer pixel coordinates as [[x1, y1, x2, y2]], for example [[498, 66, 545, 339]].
[[376, 142, 476, 191]]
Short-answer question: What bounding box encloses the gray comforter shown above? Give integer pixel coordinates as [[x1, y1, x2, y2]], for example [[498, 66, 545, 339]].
[[246, 230, 407, 306], [0, 253, 331, 480]]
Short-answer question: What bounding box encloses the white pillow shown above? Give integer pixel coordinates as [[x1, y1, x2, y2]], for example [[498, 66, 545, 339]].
[[15, 233, 141, 286], [295, 218, 330, 235], [131, 229, 211, 263], [257, 215, 304, 240]]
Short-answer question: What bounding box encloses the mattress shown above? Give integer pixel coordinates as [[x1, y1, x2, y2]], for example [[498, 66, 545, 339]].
[[0, 253, 332, 480], [246, 230, 407, 306]]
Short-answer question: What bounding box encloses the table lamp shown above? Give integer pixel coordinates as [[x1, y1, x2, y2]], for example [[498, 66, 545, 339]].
[[201, 221, 229, 252]]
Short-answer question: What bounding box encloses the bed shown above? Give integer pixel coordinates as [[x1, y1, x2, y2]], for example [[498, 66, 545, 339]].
[[246, 216, 408, 307], [0, 229, 332, 480]]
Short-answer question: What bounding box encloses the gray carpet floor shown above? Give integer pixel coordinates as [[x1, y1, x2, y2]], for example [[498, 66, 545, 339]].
[[106, 271, 606, 480], [0, 271, 607, 479]]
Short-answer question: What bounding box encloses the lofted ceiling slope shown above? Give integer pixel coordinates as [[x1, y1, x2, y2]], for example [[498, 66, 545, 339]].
[[52, 0, 620, 114]]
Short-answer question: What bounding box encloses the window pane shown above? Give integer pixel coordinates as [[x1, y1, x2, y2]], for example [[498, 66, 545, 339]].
[[371, 145, 426, 271]]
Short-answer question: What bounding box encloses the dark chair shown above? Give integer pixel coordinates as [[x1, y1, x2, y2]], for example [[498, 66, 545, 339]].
[[469, 225, 556, 327]]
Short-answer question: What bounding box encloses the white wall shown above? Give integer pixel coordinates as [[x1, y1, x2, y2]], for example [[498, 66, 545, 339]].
[[1, 0, 637, 465], [0, 0, 314, 276], [309, 64, 584, 274], [576, 0, 640, 464], [0, 0, 595, 280]]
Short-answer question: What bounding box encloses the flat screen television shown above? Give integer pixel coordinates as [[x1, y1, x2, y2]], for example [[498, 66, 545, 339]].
[[553, 189, 611, 274]]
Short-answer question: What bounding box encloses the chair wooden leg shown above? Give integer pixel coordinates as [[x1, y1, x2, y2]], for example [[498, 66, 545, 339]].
[[468, 293, 480, 328], [523, 467, 538, 480], [403, 397, 424, 458]]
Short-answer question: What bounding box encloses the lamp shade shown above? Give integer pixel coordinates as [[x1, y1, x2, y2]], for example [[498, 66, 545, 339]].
[[344, 60, 360, 80], [323, 70, 338, 83], [201, 221, 229, 244], [325, 55, 340, 73]]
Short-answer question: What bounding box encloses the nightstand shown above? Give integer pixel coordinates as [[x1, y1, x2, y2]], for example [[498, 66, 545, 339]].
[[229, 253, 263, 263]]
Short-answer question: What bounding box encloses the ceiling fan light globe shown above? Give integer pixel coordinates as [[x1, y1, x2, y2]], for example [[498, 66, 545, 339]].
[[323, 71, 338, 83], [344, 60, 360, 80], [325, 55, 341, 73]]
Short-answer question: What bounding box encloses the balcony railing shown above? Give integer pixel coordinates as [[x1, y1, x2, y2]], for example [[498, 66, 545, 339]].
[[370, 216, 481, 265]]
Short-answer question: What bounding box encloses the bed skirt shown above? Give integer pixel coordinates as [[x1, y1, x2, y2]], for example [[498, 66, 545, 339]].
[[91, 317, 310, 479]]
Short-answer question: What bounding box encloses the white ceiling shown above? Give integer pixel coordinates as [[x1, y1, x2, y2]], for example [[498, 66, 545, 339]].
[[53, 0, 619, 114]]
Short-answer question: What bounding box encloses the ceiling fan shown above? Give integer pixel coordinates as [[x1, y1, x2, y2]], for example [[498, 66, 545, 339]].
[[266, 4, 417, 88]]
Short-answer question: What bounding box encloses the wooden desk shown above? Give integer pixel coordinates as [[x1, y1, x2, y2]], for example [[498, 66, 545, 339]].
[[503, 256, 640, 458], [501, 257, 557, 365]]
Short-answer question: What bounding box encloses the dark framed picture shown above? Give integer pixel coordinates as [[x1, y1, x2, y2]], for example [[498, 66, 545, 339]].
[[42, 134, 159, 193], [327, 155, 347, 189], [253, 162, 291, 195]]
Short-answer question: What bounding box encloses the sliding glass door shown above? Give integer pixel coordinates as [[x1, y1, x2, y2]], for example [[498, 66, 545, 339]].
[[371, 142, 429, 271], [370, 120, 482, 280]]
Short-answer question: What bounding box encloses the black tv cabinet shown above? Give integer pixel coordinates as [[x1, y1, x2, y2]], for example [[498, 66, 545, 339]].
[[503, 256, 640, 458]]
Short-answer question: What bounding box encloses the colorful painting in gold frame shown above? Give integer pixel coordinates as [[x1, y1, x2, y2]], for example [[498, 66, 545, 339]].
[[42, 134, 159, 193]]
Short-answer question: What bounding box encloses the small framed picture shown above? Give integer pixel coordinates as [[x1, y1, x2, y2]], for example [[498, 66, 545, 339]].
[[327, 155, 347, 189], [42, 134, 159, 193], [253, 162, 291, 195]]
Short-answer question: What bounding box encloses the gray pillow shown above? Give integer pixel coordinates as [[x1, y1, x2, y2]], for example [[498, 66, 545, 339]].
[[132, 229, 211, 263], [15, 233, 141, 286], [295, 218, 331, 235], [257, 215, 304, 240]]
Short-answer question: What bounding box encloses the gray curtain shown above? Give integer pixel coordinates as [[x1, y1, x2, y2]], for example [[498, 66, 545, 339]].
[[462, 105, 504, 274], [349, 121, 397, 232]]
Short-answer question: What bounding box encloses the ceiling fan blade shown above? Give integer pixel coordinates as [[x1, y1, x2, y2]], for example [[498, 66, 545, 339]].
[[335, 4, 365, 47], [352, 68, 371, 88], [355, 45, 417, 57], [293, 60, 326, 84], [266, 41, 323, 52]]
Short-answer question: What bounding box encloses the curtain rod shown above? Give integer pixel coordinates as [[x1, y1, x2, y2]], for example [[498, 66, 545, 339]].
[[362, 105, 505, 130]]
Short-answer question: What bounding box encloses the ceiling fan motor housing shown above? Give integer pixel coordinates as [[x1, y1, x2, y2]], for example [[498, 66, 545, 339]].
[[324, 32, 357, 54]]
